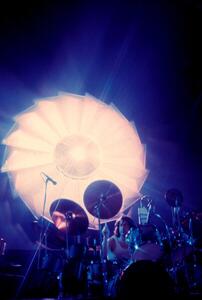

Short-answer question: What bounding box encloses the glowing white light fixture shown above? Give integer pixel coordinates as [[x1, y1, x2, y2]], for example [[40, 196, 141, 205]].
[[1, 93, 148, 229]]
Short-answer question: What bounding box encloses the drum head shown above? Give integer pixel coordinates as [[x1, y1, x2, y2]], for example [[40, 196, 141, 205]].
[[117, 260, 175, 298]]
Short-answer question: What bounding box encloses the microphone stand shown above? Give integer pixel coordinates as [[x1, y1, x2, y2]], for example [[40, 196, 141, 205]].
[[15, 176, 54, 298], [94, 195, 108, 298], [37, 178, 50, 269]]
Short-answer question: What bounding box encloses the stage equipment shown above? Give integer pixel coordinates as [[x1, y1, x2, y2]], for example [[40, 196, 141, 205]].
[[83, 180, 123, 220], [37, 173, 57, 269], [165, 188, 183, 232], [181, 211, 202, 248], [1, 93, 148, 229], [49, 199, 89, 298], [0, 238, 6, 255], [84, 180, 123, 297], [50, 198, 89, 236], [125, 223, 163, 262], [165, 188, 183, 208]]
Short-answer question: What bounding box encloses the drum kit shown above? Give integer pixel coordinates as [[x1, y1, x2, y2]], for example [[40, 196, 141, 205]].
[[36, 180, 123, 298], [35, 182, 202, 298]]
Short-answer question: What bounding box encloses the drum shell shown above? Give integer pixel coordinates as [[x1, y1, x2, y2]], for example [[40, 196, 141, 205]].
[[137, 223, 162, 245], [132, 242, 163, 262], [126, 224, 164, 262]]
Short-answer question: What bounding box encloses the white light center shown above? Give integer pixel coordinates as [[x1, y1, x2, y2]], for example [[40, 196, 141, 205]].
[[54, 135, 100, 178], [70, 146, 87, 161]]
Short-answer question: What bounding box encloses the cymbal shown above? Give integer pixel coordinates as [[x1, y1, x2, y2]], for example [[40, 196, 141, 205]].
[[49, 199, 89, 235], [165, 188, 183, 207], [83, 180, 122, 219]]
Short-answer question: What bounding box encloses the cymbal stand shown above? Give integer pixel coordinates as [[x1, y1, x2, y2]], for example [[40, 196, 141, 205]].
[[93, 195, 108, 297], [169, 205, 192, 291], [154, 212, 172, 248], [186, 216, 199, 290], [64, 211, 75, 259], [57, 211, 73, 299], [171, 206, 182, 232]]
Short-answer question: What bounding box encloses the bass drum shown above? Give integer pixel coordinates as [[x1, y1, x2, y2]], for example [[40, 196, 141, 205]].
[[116, 260, 176, 299]]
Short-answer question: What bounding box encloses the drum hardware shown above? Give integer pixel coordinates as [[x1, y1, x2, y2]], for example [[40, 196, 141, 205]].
[[181, 210, 202, 248], [15, 175, 59, 298], [153, 212, 172, 249], [84, 180, 123, 297], [138, 195, 153, 225], [50, 199, 89, 236], [0, 238, 6, 256], [49, 199, 89, 299], [86, 238, 101, 261], [37, 174, 58, 270], [163, 193, 202, 296], [83, 180, 123, 220], [166, 237, 202, 296], [164, 189, 193, 267], [134, 196, 166, 262], [125, 223, 164, 263], [165, 188, 183, 233], [125, 227, 139, 253], [167, 252, 202, 297], [117, 190, 202, 298]]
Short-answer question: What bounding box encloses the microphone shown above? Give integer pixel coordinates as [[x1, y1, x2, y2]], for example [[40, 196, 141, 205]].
[[41, 172, 57, 185]]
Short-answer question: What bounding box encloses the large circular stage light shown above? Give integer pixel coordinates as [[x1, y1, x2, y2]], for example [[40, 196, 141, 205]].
[[1, 93, 148, 229]]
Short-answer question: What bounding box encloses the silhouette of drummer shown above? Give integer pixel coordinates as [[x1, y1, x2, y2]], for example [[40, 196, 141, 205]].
[[102, 215, 135, 267], [101, 216, 136, 297]]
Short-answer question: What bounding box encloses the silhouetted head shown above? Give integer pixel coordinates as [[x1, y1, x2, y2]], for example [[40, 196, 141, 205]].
[[114, 215, 135, 237]]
